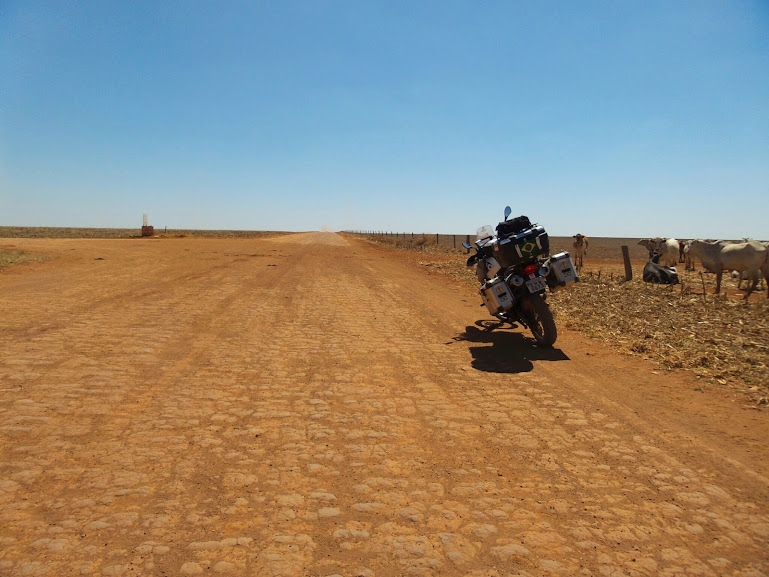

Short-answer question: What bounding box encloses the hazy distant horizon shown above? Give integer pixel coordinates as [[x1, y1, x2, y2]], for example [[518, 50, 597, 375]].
[[2, 224, 766, 243]]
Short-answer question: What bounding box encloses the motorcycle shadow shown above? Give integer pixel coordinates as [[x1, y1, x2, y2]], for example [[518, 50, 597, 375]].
[[456, 321, 570, 374]]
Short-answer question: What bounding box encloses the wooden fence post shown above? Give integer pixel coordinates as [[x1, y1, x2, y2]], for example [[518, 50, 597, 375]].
[[621, 246, 632, 281]]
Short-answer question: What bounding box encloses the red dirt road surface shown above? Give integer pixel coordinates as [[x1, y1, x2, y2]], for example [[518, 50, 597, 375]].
[[1, 232, 768, 576]]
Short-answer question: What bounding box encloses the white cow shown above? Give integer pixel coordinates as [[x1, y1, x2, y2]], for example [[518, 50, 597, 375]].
[[764, 241, 769, 286], [732, 240, 769, 290], [638, 237, 679, 267], [683, 241, 696, 271], [572, 234, 588, 269], [687, 239, 768, 299], [684, 238, 733, 272], [732, 269, 766, 291]]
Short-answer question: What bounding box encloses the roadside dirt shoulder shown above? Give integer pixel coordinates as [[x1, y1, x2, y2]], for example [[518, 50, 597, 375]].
[[351, 236, 769, 481]]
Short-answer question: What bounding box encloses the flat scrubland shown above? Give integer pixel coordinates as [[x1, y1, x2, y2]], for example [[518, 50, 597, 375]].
[[0, 226, 290, 239], [0, 227, 291, 271], [3, 228, 767, 403], [349, 233, 769, 405], [368, 232, 656, 260]]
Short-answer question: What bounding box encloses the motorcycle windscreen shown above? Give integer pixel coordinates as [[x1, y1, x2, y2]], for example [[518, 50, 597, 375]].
[[476, 225, 495, 242]]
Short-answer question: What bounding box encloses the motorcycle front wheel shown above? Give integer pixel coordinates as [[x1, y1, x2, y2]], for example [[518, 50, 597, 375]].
[[519, 294, 557, 347]]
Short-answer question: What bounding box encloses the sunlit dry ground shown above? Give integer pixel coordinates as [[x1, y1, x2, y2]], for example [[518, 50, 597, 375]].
[[1, 233, 767, 576], [353, 233, 769, 404]]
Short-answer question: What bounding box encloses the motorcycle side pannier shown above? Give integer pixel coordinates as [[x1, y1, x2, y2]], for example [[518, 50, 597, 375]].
[[491, 225, 550, 267], [479, 277, 514, 315], [546, 251, 579, 291]]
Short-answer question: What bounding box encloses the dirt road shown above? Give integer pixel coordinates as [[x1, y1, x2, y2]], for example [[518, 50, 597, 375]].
[[1, 232, 767, 576]]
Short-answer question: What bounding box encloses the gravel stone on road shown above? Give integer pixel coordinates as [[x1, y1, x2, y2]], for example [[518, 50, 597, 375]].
[[1, 232, 767, 576]]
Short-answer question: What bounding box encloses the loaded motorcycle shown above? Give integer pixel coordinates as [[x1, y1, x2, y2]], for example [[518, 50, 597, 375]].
[[463, 207, 579, 347]]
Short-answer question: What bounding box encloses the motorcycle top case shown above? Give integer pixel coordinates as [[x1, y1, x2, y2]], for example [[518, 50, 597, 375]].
[[546, 251, 579, 291], [491, 225, 550, 267]]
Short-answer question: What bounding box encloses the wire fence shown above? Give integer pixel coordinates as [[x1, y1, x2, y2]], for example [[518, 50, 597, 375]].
[[342, 231, 473, 251], [343, 231, 664, 261]]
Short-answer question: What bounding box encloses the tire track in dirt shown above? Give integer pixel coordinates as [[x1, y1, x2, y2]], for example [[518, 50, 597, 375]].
[[1, 239, 298, 575], [305, 238, 769, 576], [0, 239, 288, 339], [0, 232, 767, 576]]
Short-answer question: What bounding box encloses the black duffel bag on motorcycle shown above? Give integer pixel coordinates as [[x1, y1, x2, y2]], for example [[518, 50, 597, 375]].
[[496, 215, 532, 238]]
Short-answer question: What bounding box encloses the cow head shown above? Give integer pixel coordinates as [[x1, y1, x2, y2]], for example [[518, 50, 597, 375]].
[[638, 238, 654, 252], [688, 239, 707, 256]]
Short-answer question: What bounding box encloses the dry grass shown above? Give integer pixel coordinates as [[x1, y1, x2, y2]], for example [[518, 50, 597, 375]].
[[350, 232, 656, 260], [0, 250, 49, 270], [146, 230, 291, 239], [0, 227, 292, 239], [0, 228, 292, 273], [350, 232, 769, 405], [550, 272, 769, 403], [0, 227, 140, 239]]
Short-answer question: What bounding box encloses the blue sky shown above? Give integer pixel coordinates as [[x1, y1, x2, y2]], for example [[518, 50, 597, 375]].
[[1, 1, 768, 238]]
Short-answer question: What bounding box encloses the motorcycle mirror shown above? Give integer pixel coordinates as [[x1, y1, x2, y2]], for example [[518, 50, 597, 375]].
[[462, 241, 472, 251], [504, 206, 512, 221]]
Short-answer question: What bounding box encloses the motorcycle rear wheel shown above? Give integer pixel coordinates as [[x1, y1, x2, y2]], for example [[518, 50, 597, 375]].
[[520, 294, 557, 347]]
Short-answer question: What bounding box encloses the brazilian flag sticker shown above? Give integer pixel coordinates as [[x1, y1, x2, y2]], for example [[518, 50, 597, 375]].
[[515, 237, 542, 258]]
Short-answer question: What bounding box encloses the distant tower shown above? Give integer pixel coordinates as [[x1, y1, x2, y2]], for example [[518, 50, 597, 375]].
[[142, 213, 154, 237]]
